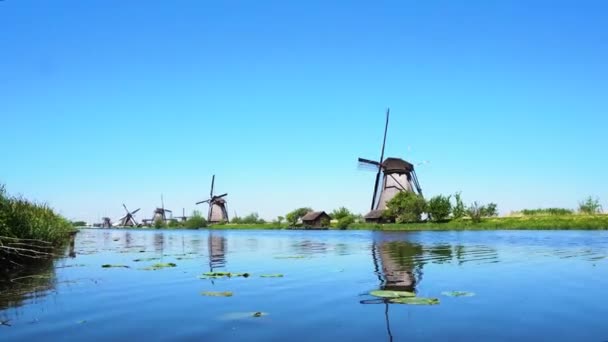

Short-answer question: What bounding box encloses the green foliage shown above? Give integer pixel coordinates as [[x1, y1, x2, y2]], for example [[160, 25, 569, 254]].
[[70, 221, 87, 227], [320, 216, 330, 228], [153, 218, 166, 229], [384, 192, 427, 223], [452, 192, 466, 219], [331, 207, 353, 220], [369, 290, 415, 298], [427, 195, 452, 222], [336, 216, 355, 229], [519, 208, 574, 216], [167, 219, 180, 228], [184, 210, 207, 229], [579, 196, 602, 214], [0, 184, 73, 246], [467, 202, 483, 223], [277, 216, 284, 224], [481, 203, 498, 217], [232, 213, 265, 224], [286, 207, 312, 226]]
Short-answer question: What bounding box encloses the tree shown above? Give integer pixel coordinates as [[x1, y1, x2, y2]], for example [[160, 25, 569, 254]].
[[185, 210, 207, 229], [452, 192, 466, 219], [239, 212, 265, 224], [384, 192, 427, 223], [277, 216, 284, 224], [331, 207, 352, 221], [71, 220, 87, 227], [481, 203, 498, 217], [427, 195, 452, 222], [320, 217, 330, 228], [153, 218, 166, 229], [286, 207, 312, 226], [579, 196, 602, 214], [336, 216, 355, 229], [467, 202, 483, 223]]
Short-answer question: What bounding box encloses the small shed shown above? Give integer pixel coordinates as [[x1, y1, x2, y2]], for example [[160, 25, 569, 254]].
[[364, 210, 386, 223], [301, 211, 331, 228]]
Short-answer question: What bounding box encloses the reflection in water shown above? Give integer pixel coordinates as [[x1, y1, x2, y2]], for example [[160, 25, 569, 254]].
[[208, 233, 226, 271]]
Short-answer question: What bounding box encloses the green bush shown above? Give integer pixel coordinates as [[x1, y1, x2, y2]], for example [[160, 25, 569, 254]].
[[579, 196, 602, 214], [481, 203, 498, 217], [520, 208, 574, 216], [385, 192, 427, 223], [452, 192, 466, 219], [427, 195, 452, 222], [286, 207, 312, 226], [336, 216, 355, 229], [331, 207, 353, 221], [184, 210, 207, 229], [467, 202, 483, 223], [153, 218, 166, 229], [320, 217, 330, 228]]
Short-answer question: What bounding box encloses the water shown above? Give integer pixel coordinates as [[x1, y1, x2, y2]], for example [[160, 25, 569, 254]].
[[1, 229, 607, 341]]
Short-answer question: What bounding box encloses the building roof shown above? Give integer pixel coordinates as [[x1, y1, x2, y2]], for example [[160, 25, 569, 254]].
[[302, 211, 329, 221], [364, 210, 385, 219], [382, 158, 414, 174]]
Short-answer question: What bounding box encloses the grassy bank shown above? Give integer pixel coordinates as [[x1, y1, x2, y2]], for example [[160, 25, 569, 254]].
[[193, 215, 608, 231], [0, 185, 76, 269]]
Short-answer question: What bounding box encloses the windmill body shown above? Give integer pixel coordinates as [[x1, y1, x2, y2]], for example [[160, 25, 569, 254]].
[[359, 109, 423, 222], [196, 175, 229, 223], [152, 195, 172, 224], [115, 205, 140, 227]]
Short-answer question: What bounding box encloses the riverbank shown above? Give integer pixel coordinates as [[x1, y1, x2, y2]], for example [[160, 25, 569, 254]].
[[98, 214, 608, 231]]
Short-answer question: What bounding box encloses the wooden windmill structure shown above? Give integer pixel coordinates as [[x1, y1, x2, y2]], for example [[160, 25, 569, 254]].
[[174, 208, 188, 222], [358, 109, 423, 222], [152, 194, 172, 223], [115, 204, 140, 227], [196, 175, 229, 223]]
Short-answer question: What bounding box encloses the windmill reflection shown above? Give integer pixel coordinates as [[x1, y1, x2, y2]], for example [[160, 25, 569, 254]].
[[372, 240, 424, 292], [207, 232, 226, 272]]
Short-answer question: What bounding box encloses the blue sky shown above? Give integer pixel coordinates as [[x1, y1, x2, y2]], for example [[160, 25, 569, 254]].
[[1, 0, 607, 222]]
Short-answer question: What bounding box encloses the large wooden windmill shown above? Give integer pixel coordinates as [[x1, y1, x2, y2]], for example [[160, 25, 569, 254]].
[[152, 194, 172, 223], [115, 204, 140, 227], [358, 109, 423, 221], [196, 175, 229, 223]]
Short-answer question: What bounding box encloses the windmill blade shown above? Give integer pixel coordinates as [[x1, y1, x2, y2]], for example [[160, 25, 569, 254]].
[[215, 193, 228, 199], [371, 108, 390, 210], [358, 158, 381, 166], [210, 175, 215, 197], [132, 208, 141, 215], [164, 209, 172, 213], [123, 204, 129, 214], [196, 200, 210, 205]]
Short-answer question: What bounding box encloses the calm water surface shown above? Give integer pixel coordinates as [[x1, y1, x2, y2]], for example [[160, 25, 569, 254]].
[[1, 229, 607, 341]]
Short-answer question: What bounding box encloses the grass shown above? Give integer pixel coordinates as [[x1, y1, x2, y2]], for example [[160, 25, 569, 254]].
[[173, 215, 608, 230]]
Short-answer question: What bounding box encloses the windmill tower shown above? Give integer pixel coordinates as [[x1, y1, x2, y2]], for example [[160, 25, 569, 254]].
[[174, 208, 188, 222], [358, 109, 423, 222], [152, 194, 172, 223], [115, 204, 140, 227], [101, 217, 112, 228], [196, 175, 228, 223]]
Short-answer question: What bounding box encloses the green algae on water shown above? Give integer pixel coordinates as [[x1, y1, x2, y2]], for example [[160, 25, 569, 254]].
[[369, 290, 415, 298], [201, 291, 233, 297], [260, 274, 283, 278], [101, 264, 130, 268], [389, 297, 440, 305], [441, 291, 475, 297], [143, 262, 177, 270]]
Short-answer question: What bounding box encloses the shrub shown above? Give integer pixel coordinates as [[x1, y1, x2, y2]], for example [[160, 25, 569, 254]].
[[320, 217, 330, 228], [286, 207, 312, 226], [336, 216, 355, 229], [467, 202, 483, 223], [427, 195, 452, 222], [277, 216, 284, 224], [384, 192, 427, 223], [167, 219, 181, 228], [579, 196, 602, 214], [70, 221, 87, 227], [452, 192, 466, 219], [153, 218, 166, 229], [184, 210, 207, 229], [331, 207, 353, 221], [481, 203, 498, 217], [520, 208, 574, 216]]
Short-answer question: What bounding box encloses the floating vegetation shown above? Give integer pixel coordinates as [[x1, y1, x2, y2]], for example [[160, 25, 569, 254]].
[[252, 312, 265, 317], [143, 263, 177, 270], [218, 312, 269, 321], [101, 264, 130, 268], [176, 257, 194, 260], [200, 271, 250, 278], [260, 274, 283, 278], [201, 291, 233, 297], [274, 255, 307, 259], [133, 257, 160, 262], [442, 291, 475, 297], [56, 264, 86, 269], [369, 290, 415, 298], [389, 297, 440, 305], [112, 238, 120, 241]]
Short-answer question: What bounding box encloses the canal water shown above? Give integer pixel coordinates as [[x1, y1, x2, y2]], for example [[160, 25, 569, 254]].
[[1, 229, 607, 341]]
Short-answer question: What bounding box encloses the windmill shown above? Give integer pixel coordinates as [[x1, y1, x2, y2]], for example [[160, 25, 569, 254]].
[[358, 108, 424, 222], [174, 208, 188, 222], [101, 217, 112, 228], [152, 194, 172, 223], [196, 175, 228, 223], [114, 204, 140, 227]]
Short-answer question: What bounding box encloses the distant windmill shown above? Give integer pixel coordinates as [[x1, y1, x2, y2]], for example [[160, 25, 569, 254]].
[[174, 208, 188, 222], [101, 217, 112, 228], [358, 109, 424, 222], [152, 194, 172, 223], [115, 204, 140, 227], [196, 175, 229, 223]]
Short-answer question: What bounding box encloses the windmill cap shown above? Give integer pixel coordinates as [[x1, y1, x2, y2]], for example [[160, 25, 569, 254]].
[[382, 157, 414, 173]]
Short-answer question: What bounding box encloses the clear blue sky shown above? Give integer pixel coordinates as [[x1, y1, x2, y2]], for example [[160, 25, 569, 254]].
[[1, 0, 607, 222]]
